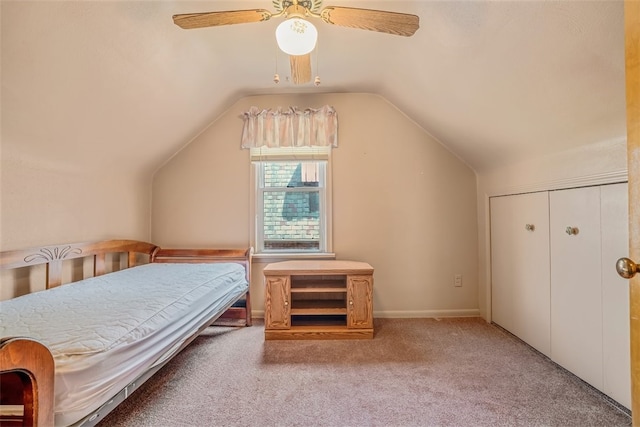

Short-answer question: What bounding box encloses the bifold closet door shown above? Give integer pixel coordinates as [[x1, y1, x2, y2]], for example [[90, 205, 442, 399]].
[[550, 186, 603, 390], [600, 182, 630, 408], [490, 191, 551, 356]]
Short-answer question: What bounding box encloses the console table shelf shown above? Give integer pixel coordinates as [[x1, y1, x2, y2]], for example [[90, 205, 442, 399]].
[[290, 286, 346, 293], [263, 260, 374, 340]]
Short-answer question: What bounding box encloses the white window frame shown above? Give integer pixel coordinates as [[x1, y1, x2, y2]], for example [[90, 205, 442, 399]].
[[249, 147, 333, 258]]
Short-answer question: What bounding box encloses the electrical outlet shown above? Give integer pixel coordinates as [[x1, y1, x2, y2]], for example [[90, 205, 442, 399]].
[[454, 274, 462, 287]]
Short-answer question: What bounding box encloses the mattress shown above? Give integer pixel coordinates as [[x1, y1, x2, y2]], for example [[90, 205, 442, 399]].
[[0, 262, 249, 426]]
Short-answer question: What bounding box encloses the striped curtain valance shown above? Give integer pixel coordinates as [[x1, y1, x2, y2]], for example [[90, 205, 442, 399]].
[[240, 105, 338, 149]]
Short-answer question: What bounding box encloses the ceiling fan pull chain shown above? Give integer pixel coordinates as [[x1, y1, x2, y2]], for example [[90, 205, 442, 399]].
[[314, 37, 321, 86], [274, 42, 280, 84]]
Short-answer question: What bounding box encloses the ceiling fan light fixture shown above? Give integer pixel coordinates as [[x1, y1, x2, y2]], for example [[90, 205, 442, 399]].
[[275, 18, 317, 55]]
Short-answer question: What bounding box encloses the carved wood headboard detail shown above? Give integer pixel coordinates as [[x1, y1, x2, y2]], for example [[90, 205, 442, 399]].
[[0, 240, 159, 289]]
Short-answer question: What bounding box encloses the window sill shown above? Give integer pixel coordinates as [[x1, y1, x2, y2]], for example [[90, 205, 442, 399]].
[[252, 252, 336, 263]]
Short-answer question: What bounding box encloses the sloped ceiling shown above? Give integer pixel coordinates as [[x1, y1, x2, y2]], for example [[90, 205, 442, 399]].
[[1, 1, 626, 175]]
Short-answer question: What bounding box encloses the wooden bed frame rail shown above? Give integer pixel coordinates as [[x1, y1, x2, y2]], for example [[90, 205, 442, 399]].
[[0, 239, 253, 427]]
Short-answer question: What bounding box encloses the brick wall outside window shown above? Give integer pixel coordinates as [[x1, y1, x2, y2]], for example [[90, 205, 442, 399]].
[[263, 162, 320, 250]]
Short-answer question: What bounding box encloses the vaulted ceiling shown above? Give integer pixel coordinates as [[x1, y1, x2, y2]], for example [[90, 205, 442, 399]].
[[1, 1, 626, 175]]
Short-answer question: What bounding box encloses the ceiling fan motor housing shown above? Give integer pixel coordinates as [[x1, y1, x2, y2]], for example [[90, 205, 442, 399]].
[[274, 0, 323, 14]]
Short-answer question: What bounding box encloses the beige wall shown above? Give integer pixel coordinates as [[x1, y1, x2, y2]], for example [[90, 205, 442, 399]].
[[152, 93, 479, 318], [1, 156, 151, 250], [0, 153, 151, 299], [476, 137, 628, 319]]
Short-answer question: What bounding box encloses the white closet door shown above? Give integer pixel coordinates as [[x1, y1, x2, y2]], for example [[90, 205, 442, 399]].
[[550, 186, 603, 389], [601, 182, 630, 408], [491, 191, 551, 356]]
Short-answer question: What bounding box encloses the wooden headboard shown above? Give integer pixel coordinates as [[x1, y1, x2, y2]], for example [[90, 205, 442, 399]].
[[0, 239, 159, 290]]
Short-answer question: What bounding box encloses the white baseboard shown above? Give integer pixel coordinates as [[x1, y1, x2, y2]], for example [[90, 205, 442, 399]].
[[373, 309, 481, 318]]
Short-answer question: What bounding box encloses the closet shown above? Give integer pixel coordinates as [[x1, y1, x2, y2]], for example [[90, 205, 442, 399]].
[[490, 191, 551, 357], [490, 182, 630, 409]]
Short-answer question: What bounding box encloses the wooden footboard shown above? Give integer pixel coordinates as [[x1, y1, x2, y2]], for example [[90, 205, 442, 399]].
[[0, 338, 55, 426], [152, 247, 253, 326]]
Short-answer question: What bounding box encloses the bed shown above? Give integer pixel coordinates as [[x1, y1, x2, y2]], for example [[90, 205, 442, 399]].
[[0, 239, 252, 426]]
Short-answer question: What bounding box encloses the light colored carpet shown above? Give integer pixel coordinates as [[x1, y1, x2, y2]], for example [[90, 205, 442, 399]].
[[99, 318, 631, 426]]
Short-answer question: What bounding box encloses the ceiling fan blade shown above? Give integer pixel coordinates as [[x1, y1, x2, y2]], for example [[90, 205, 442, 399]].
[[290, 54, 312, 85], [320, 6, 419, 37], [173, 9, 272, 29]]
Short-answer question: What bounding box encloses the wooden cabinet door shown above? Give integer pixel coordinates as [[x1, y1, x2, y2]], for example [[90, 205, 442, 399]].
[[490, 191, 551, 356], [550, 186, 603, 390], [346, 275, 373, 328], [265, 276, 290, 329], [601, 182, 631, 408]]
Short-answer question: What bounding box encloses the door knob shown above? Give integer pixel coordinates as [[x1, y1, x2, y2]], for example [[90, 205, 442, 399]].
[[616, 257, 639, 279], [565, 226, 579, 236]]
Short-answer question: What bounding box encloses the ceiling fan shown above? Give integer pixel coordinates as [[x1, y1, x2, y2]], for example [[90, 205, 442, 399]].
[[173, 0, 420, 84]]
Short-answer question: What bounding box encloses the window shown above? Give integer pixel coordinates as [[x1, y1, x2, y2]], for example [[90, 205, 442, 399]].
[[241, 106, 337, 255], [251, 147, 332, 254]]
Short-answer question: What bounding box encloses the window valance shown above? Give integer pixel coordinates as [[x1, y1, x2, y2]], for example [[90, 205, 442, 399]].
[[241, 105, 338, 149]]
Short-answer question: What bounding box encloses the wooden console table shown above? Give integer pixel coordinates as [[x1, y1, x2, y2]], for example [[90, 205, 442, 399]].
[[263, 260, 374, 340]]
